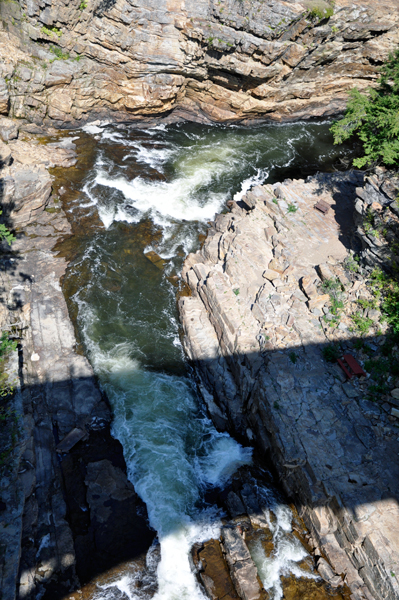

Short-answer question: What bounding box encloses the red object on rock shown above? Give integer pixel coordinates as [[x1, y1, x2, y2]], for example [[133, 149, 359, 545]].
[[314, 200, 330, 214], [337, 354, 366, 379]]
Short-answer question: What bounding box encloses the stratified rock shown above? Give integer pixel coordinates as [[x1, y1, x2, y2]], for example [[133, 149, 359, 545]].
[[222, 527, 264, 600], [193, 539, 240, 600], [0, 0, 398, 124], [179, 172, 399, 600]]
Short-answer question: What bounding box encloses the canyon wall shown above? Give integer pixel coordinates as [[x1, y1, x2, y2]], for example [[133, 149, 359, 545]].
[[178, 173, 399, 600], [0, 0, 398, 125]]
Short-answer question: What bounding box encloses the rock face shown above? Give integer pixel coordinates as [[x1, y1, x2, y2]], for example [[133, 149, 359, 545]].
[[0, 0, 398, 125], [0, 134, 154, 600], [179, 173, 399, 600]]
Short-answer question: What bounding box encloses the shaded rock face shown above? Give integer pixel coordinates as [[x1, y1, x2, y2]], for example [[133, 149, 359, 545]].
[[178, 173, 399, 600], [0, 134, 154, 600], [0, 0, 398, 125]]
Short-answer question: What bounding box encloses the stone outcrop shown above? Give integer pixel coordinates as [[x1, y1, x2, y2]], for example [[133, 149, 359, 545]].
[[0, 0, 398, 125], [179, 172, 399, 600], [191, 466, 349, 600], [0, 131, 154, 600]]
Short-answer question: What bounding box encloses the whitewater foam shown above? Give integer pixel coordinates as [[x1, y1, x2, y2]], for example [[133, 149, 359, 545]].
[[76, 309, 252, 600]]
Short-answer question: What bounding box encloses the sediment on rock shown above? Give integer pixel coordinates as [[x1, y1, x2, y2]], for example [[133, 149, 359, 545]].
[[0, 0, 398, 126], [0, 131, 154, 600], [179, 171, 399, 600]]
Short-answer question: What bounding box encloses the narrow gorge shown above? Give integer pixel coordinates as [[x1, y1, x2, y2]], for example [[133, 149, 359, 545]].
[[0, 2, 398, 600]]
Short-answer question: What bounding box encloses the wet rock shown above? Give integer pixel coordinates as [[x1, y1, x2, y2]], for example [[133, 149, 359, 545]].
[[193, 539, 240, 600], [226, 491, 247, 518], [221, 526, 264, 600]]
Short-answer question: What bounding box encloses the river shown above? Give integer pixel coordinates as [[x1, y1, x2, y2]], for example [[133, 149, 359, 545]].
[[57, 120, 354, 600]]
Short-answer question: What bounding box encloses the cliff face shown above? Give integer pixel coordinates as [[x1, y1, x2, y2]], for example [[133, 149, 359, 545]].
[[0, 0, 398, 125], [178, 173, 399, 600]]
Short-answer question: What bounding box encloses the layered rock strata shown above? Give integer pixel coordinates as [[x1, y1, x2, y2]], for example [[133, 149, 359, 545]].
[[179, 173, 399, 600], [0, 129, 154, 600], [0, 0, 398, 125]]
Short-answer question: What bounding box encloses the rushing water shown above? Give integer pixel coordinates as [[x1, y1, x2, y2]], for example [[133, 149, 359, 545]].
[[59, 120, 354, 600]]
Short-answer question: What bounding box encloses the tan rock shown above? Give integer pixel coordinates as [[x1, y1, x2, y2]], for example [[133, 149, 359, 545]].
[[317, 264, 334, 282], [268, 258, 285, 274], [263, 269, 280, 281], [308, 294, 330, 311], [0, 139, 11, 166], [0, 77, 9, 115]]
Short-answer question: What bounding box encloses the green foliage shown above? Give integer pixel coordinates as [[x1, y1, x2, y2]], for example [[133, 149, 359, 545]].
[[330, 297, 344, 315], [351, 312, 374, 335], [368, 268, 399, 334], [0, 212, 15, 246], [321, 277, 341, 295], [363, 337, 399, 396], [331, 48, 399, 168], [289, 351, 298, 364], [49, 45, 69, 60], [79, 1, 87, 9], [321, 277, 345, 321], [233, 288, 240, 296], [345, 254, 359, 273], [40, 25, 62, 38], [287, 203, 298, 213], [0, 332, 17, 361], [322, 343, 341, 362], [308, 6, 333, 20]]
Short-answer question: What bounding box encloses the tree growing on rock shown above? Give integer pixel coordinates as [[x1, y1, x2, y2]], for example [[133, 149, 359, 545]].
[[331, 48, 399, 168]]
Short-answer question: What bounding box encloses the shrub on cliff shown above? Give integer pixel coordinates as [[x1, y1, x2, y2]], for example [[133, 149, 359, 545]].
[[331, 48, 399, 168]]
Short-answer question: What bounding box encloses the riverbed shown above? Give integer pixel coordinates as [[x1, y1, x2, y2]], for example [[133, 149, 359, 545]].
[[54, 120, 354, 600]]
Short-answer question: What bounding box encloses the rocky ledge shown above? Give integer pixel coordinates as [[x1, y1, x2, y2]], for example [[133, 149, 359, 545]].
[[179, 171, 399, 600], [0, 0, 398, 125], [0, 124, 154, 600]]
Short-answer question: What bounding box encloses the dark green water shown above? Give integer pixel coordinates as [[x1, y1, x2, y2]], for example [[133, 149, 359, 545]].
[[58, 120, 355, 600]]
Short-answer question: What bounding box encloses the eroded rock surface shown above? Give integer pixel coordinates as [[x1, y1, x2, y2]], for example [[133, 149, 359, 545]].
[[0, 0, 398, 125], [0, 134, 154, 600], [179, 173, 399, 600]]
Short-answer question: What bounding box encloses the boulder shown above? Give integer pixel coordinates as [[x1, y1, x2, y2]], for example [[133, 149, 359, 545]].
[[0, 117, 19, 142], [0, 139, 11, 167]]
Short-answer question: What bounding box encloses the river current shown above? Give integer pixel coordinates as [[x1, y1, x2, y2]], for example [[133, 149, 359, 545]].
[[59, 121, 354, 600]]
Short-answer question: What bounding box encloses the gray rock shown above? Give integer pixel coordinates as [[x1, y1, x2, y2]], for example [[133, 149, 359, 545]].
[[317, 557, 336, 582], [0, 139, 11, 167], [342, 382, 360, 398], [222, 527, 262, 600], [0, 117, 19, 142]]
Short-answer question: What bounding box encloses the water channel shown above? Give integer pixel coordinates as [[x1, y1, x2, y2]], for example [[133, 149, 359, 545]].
[[56, 121, 355, 600]]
